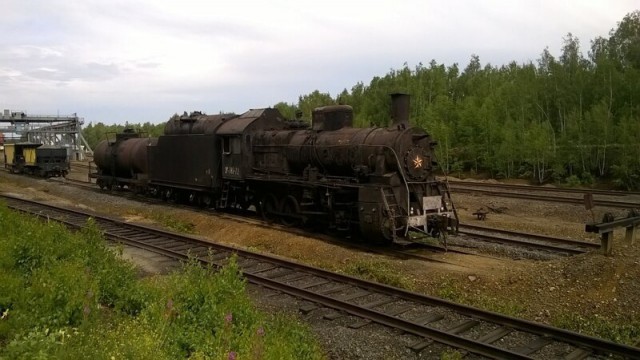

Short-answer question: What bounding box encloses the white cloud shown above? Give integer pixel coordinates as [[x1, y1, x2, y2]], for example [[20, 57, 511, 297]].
[[0, 0, 637, 123]]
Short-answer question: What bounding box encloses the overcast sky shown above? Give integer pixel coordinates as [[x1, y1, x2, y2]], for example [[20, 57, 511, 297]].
[[1, 1, 637, 125]]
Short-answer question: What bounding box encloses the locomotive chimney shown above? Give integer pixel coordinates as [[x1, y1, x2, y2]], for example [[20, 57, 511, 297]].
[[390, 93, 410, 126]]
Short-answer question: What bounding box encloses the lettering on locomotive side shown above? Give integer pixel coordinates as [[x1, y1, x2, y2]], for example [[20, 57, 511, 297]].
[[224, 166, 240, 176]]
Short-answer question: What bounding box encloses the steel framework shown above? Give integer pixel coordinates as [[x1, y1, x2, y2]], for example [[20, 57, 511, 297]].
[[0, 109, 93, 160]]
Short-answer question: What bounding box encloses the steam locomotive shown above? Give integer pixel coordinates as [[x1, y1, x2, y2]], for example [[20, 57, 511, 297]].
[[90, 94, 458, 244]]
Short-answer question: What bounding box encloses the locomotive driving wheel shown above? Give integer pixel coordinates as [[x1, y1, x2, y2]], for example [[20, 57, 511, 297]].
[[280, 195, 301, 227], [260, 193, 278, 222], [380, 215, 396, 243]]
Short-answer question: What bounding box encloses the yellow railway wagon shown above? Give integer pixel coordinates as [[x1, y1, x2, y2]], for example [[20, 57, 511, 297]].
[[3, 143, 67, 176], [24, 147, 37, 166], [4, 143, 16, 168]]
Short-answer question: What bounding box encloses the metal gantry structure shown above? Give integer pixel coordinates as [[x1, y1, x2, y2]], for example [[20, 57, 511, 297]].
[[0, 109, 93, 160]]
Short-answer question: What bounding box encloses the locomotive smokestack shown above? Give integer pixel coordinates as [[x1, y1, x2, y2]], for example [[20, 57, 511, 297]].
[[390, 93, 410, 126]]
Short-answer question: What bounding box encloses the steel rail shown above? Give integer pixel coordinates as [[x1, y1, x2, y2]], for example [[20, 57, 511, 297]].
[[451, 187, 639, 209], [458, 224, 601, 255], [448, 180, 640, 197]]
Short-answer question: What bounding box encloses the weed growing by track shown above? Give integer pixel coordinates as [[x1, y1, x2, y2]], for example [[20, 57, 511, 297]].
[[147, 210, 196, 234], [0, 203, 323, 359], [552, 313, 640, 345], [344, 259, 415, 290], [435, 278, 524, 317]]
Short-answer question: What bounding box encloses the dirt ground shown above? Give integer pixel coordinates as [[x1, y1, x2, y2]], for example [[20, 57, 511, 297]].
[[1, 163, 639, 346]]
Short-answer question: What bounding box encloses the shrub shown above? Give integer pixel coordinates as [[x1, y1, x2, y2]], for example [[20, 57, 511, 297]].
[[565, 175, 581, 187], [0, 204, 323, 359]]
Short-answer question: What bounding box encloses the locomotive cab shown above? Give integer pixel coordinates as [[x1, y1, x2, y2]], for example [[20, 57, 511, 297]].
[[216, 108, 288, 181], [220, 135, 243, 179]]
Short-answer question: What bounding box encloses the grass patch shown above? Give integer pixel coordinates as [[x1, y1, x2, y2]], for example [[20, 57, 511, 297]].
[[344, 259, 415, 290], [0, 202, 323, 359], [147, 211, 195, 234], [552, 313, 640, 346], [440, 350, 464, 360], [435, 279, 524, 317]]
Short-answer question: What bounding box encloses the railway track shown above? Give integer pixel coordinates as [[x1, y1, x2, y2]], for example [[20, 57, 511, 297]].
[[450, 185, 640, 209], [447, 180, 640, 197], [458, 224, 601, 256], [2, 193, 639, 359]]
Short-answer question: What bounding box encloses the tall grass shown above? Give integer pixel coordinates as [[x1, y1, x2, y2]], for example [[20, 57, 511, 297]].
[[0, 202, 323, 359]]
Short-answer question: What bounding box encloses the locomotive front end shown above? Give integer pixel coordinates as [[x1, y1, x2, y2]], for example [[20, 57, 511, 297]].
[[354, 93, 458, 243], [275, 94, 457, 243]]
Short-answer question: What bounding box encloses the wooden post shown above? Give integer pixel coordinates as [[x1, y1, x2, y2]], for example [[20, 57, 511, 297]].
[[625, 225, 636, 245], [601, 231, 614, 256]]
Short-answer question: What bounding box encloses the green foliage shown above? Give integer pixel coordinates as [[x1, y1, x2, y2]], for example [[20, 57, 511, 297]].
[[610, 164, 640, 190], [435, 278, 524, 317], [82, 121, 165, 150], [435, 278, 463, 301], [344, 259, 414, 290], [440, 350, 464, 360], [147, 211, 195, 234], [273, 101, 299, 120], [552, 313, 640, 345], [0, 205, 323, 359], [564, 175, 582, 187]]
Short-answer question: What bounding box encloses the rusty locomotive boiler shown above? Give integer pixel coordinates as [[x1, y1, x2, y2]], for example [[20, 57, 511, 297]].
[[91, 94, 458, 244]]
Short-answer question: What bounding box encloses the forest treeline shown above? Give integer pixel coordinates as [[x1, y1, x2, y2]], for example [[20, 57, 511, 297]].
[[83, 11, 640, 189]]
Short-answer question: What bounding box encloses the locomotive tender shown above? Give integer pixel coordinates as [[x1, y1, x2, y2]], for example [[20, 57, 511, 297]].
[[91, 94, 457, 244]]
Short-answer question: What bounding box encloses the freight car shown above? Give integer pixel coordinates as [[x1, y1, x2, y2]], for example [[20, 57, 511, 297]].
[[91, 129, 158, 191], [3, 143, 69, 177], [91, 94, 458, 244]]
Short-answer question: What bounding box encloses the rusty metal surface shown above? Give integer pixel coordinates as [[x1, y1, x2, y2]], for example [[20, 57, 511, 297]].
[[216, 108, 286, 135], [164, 113, 236, 135], [94, 137, 158, 176], [390, 93, 410, 125], [148, 134, 219, 189], [586, 213, 640, 233], [311, 105, 353, 131], [276, 125, 434, 182]]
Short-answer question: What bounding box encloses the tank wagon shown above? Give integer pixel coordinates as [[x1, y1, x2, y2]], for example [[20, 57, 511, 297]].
[[91, 95, 458, 244], [91, 129, 158, 191], [4, 143, 69, 177]]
